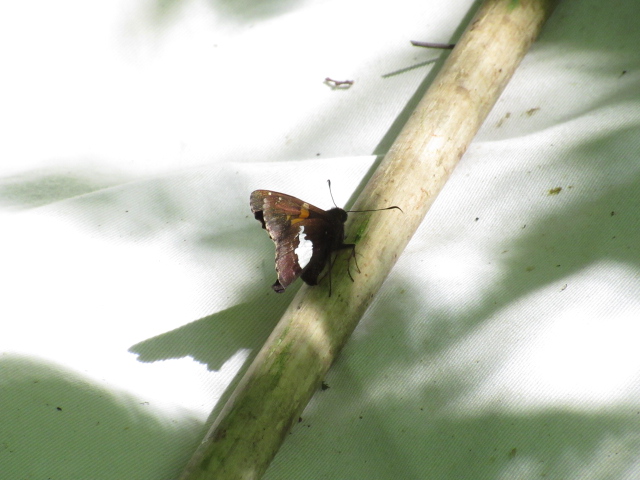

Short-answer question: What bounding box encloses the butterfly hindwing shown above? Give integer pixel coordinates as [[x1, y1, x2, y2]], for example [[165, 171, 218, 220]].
[[250, 190, 348, 293]]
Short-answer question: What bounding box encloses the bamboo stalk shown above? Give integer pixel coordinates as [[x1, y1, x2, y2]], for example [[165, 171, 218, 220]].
[[180, 0, 559, 478]]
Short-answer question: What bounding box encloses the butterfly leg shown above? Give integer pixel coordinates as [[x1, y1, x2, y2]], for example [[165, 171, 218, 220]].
[[315, 243, 359, 295], [347, 244, 360, 282], [318, 254, 337, 296], [333, 243, 359, 282]]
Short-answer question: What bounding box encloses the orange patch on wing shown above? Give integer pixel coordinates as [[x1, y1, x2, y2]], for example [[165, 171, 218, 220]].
[[291, 203, 310, 224], [300, 203, 310, 218]]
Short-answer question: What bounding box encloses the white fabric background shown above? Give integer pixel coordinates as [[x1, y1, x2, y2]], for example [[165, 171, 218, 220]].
[[2, 0, 640, 478]]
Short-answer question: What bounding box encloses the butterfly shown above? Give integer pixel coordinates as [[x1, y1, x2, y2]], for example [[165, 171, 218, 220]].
[[250, 190, 353, 293], [250, 186, 401, 293]]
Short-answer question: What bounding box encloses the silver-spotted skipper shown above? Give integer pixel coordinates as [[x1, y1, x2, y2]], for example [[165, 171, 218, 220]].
[[250, 185, 400, 293]]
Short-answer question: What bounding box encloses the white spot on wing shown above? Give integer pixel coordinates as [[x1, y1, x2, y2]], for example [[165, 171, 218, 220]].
[[295, 226, 313, 269]]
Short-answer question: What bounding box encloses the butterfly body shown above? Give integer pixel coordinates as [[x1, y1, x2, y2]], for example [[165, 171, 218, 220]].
[[250, 190, 353, 293]]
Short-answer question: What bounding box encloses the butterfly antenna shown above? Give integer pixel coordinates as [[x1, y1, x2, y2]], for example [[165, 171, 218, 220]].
[[347, 205, 404, 214], [328, 179, 403, 213], [327, 179, 339, 208]]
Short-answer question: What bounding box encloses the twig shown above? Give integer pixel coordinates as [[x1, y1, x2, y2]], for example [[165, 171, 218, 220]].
[[324, 77, 354, 89], [410, 40, 456, 49]]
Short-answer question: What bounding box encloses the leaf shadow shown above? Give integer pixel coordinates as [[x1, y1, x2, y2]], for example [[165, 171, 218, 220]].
[[0, 354, 203, 480]]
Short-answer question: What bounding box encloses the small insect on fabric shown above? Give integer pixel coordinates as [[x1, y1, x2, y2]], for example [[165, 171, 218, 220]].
[[250, 184, 401, 294], [250, 190, 351, 293]]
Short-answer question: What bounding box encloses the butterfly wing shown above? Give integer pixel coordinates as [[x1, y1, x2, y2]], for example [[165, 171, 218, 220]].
[[250, 190, 344, 292]]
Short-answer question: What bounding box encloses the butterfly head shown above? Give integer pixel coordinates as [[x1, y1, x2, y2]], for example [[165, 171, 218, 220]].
[[326, 207, 348, 224]]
